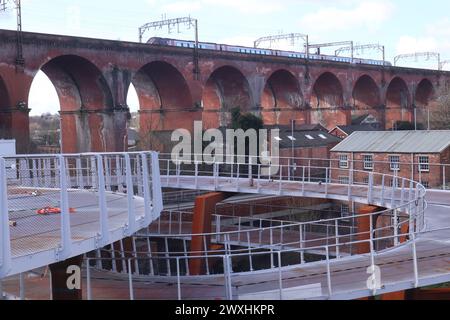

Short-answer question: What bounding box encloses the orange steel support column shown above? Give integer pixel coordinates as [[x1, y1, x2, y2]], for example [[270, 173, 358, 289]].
[[356, 205, 380, 254], [189, 192, 226, 276]]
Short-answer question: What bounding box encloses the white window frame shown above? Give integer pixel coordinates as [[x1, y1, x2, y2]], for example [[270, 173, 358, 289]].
[[418, 155, 430, 173], [363, 154, 374, 171], [338, 176, 350, 184], [389, 155, 400, 172], [338, 154, 349, 169]]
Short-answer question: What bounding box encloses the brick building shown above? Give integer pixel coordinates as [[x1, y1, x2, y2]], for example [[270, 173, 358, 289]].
[[330, 131, 450, 189], [277, 126, 342, 160]]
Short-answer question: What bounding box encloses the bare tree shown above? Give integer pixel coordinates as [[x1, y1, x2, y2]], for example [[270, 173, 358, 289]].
[[431, 85, 450, 130]]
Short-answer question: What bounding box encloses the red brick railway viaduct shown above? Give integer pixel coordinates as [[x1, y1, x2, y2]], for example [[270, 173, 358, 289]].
[[0, 29, 449, 153]]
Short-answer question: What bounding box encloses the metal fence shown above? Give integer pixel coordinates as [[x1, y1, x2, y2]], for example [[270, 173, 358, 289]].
[[0, 152, 163, 279]]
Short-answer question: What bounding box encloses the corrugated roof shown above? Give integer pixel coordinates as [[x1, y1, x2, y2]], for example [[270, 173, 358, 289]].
[[331, 131, 450, 153]]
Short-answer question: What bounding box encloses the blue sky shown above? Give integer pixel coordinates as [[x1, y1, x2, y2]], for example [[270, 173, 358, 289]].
[[1, 0, 450, 115]]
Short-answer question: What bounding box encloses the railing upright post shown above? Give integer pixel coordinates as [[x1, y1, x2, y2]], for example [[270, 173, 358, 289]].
[[335, 220, 340, 259], [381, 175, 386, 205], [58, 155, 72, 259], [247, 231, 253, 272], [325, 168, 329, 196], [96, 155, 110, 246], [393, 209, 399, 246], [368, 172, 374, 204], [195, 161, 199, 189], [302, 166, 306, 195], [151, 152, 163, 220], [299, 224, 305, 264], [326, 246, 332, 298], [177, 257, 182, 301], [278, 251, 283, 300], [0, 158, 11, 278], [141, 153, 153, 225], [412, 232, 419, 288], [270, 228, 274, 269], [86, 259, 92, 300], [128, 259, 134, 300], [124, 154, 136, 234]]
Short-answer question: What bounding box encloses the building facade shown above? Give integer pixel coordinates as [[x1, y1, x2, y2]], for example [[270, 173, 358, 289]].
[[330, 131, 450, 189]]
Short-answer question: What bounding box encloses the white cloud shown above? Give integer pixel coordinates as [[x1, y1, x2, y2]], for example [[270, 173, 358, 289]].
[[299, 1, 395, 34], [396, 36, 438, 55], [395, 18, 450, 69]]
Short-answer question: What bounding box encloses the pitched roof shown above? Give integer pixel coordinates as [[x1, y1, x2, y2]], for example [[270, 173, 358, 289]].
[[331, 131, 450, 153], [278, 129, 342, 149], [333, 124, 380, 135]]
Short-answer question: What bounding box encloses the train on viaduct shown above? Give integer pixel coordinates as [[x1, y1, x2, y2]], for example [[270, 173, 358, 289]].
[[0, 29, 449, 153]]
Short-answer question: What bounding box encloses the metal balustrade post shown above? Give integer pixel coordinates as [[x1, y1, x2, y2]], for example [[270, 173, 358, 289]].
[[86, 259, 92, 300], [96, 155, 110, 246], [128, 259, 134, 300], [335, 220, 340, 259], [394, 209, 399, 246], [116, 155, 124, 193], [279, 165, 283, 195], [325, 168, 329, 196], [124, 154, 136, 234], [299, 224, 305, 264], [443, 165, 446, 190], [147, 238, 155, 276], [237, 217, 242, 243], [166, 159, 170, 184], [0, 158, 11, 278], [44, 159, 51, 188], [278, 251, 283, 300], [104, 157, 112, 192], [381, 175, 386, 205], [176, 158, 181, 187], [411, 232, 419, 288], [308, 160, 311, 182], [165, 238, 171, 276], [140, 153, 153, 225], [58, 155, 72, 259], [368, 172, 374, 204], [177, 257, 182, 300], [195, 161, 199, 189], [90, 157, 97, 189], [183, 240, 190, 276], [257, 165, 261, 191], [326, 246, 332, 298], [214, 162, 218, 190], [19, 272, 25, 300], [288, 158, 291, 181], [132, 237, 140, 275], [247, 231, 253, 271], [233, 163, 239, 191], [151, 152, 163, 219], [270, 228, 275, 268], [302, 166, 306, 195], [203, 236, 210, 275], [400, 179, 405, 207], [32, 159, 38, 188]]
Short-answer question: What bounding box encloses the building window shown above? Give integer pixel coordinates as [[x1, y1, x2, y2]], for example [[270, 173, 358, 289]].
[[363, 177, 369, 185], [339, 176, 350, 184], [363, 154, 374, 171], [339, 154, 349, 169], [341, 204, 350, 217], [418, 156, 430, 173], [389, 155, 400, 172], [421, 181, 430, 188]]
